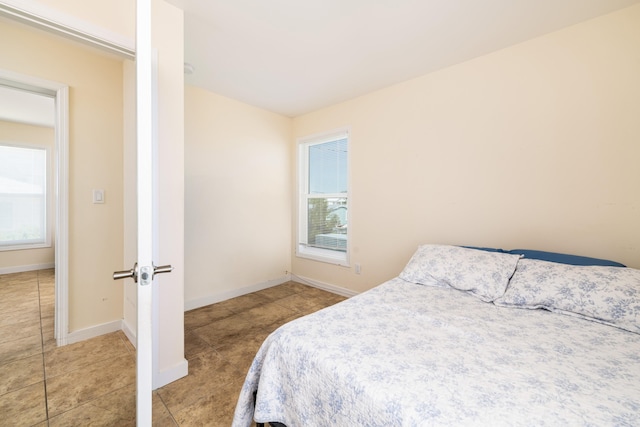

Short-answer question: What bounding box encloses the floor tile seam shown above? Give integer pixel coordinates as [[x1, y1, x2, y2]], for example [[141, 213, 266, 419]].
[[257, 317, 303, 333], [157, 377, 239, 418], [43, 332, 131, 355], [0, 294, 41, 302], [0, 336, 42, 349], [184, 324, 206, 332], [37, 276, 46, 350], [43, 357, 129, 380], [0, 377, 46, 399], [225, 305, 267, 315], [0, 291, 41, 299], [188, 327, 216, 347], [0, 307, 41, 318], [0, 349, 44, 367], [44, 353, 136, 380], [192, 334, 232, 355], [167, 381, 242, 426], [0, 279, 39, 286], [211, 346, 251, 370], [183, 314, 238, 329], [46, 383, 135, 422], [115, 331, 137, 356], [214, 335, 264, 352], [267, 299, 308, 314], [0, 332, 43, 347], [190, 317, 255, 339], [48, 372, 137, 396], [249, 298, 305, 315], [308, 300, 337, 310], [45, 378, 138, 419], [155, 387, 180, 426], [0, 319, 42, 330], [0, 298, 39, 305], [223, 357, 254, 376], [0, 319, 41, 330], [253, 324, 286, 336], [122, 343, 137, 357], [0, 297, 39, 306], [0, 289, 40, 297], [189, 350, 242, 380], [36, 272, 51, 422], [184, 345, 218, 361]]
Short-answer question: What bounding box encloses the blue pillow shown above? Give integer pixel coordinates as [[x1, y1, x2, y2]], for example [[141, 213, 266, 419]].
[[507, 249, 625, 267]]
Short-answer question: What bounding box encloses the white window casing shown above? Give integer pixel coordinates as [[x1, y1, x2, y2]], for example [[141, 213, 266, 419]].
[[0, 143, 52, 251], [297, 127, 350, 266]]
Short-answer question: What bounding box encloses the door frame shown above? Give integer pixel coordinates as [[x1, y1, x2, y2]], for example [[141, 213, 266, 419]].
[[0, 69, 69, 344]]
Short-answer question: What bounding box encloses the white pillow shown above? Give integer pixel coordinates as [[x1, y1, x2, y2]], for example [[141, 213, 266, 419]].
[[399, 245, 521, 302], [495, 258, 640, 334]]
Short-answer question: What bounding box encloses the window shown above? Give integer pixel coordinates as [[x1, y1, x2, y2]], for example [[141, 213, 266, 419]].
[[0, 144, 50, 250], [297, 129, 349, 265]]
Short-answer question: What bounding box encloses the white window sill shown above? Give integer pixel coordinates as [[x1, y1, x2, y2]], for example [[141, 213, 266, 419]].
[[296, 244, 349, 267], [0, 241, 51, 252]]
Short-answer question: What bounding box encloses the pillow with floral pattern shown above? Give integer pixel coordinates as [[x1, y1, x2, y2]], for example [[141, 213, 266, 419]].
[[495, 258, 640, 334], [399, 244, 521, 302]]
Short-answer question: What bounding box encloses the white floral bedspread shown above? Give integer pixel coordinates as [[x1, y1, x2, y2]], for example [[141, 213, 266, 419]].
[[232, 278, 640, 426]]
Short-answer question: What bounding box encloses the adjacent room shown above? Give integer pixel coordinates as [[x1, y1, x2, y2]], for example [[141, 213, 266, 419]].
[[1, 0, 639, 425]]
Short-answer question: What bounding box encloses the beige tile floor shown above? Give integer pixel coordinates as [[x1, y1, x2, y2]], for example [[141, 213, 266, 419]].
[[0, 270, 347, 426]]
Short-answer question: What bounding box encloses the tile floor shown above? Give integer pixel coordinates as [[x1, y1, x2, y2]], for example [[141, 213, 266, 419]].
[[0, 270, 347, 426]]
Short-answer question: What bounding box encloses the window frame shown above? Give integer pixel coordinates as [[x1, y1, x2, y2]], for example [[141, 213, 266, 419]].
[[0, 142, 52, 251], [296, 127, 350, 266]]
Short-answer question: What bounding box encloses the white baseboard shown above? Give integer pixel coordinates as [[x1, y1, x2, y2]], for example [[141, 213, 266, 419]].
[[184, 274, 292, 311], [121, 319, 136, 347], [0, 262, 55, 275], [153, 358, 189, 390], [290, 274, 359, 298], [62, 319, 122, 346], [184, 274, 359, 311]]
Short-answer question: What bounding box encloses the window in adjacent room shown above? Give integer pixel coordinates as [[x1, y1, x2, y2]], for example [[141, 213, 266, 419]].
[[297, 128, 349, 265], [0, 143, 50, 250]]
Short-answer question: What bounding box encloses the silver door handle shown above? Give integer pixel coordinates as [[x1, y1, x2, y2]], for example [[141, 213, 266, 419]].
[[139, 264, 172, 285], [113, 262, 172, 284], [153, 264, 173, 276], [113, 262, 138, 282]]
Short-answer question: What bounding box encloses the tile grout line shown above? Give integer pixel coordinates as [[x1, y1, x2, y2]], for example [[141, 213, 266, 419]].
[[156, 389, 180, 426], [36, 269, 50, 423]]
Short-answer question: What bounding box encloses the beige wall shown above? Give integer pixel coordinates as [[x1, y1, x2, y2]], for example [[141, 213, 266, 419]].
[[0, 19, 125, 331], [292, 4, 640, 292], [184, 86, 292, 307], [0, 120, 55, 271]]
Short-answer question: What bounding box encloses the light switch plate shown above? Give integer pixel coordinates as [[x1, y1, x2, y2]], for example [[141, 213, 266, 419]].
[[93, 189, 105, 204]]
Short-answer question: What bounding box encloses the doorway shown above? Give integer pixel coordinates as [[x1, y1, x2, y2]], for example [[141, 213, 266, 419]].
[[0, 85, 55, 265], [0, 70, 69, 344]]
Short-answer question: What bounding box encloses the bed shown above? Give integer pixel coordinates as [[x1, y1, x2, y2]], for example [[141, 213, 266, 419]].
[[232, 245, 640, 426]]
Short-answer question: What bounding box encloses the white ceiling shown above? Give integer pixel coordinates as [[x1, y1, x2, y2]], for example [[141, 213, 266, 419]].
[[167, 0, 640, 117]]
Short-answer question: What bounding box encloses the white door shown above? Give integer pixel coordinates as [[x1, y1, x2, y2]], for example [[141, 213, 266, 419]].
[[113, 0, 171, 424], [135, 0, 154, 422]]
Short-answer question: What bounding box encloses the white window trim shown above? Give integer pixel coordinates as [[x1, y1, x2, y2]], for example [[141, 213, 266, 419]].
[[296, 127, 351, 266], [0, 142, 52, 251]]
